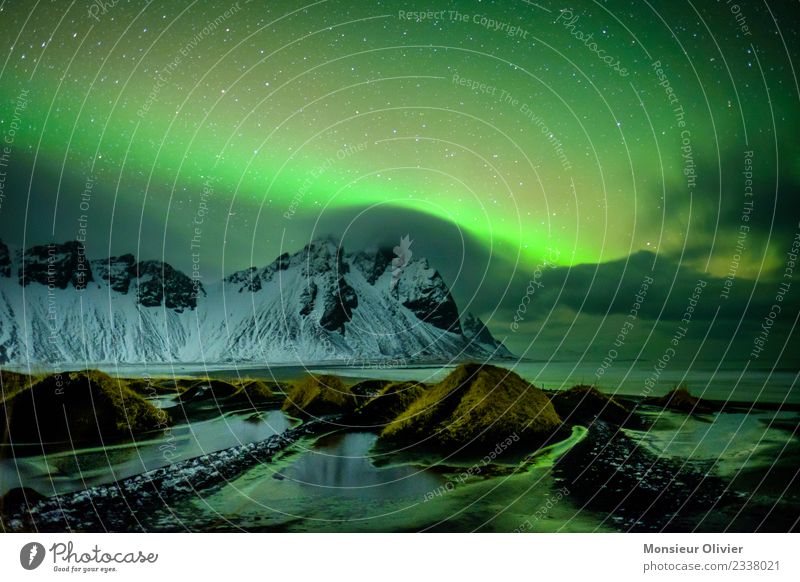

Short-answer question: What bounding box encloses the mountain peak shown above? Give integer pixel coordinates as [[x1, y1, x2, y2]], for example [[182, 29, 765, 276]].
[[0, 238, 514, 365]]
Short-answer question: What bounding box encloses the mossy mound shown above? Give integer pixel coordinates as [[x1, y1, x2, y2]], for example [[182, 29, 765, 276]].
[[357, 381, 427, 424], [380, 363, 561, 449], [350, 379, 392, 399], [129, 376, 278, 406], [125, 378, 183, 397], [2, 370, 169, 445], [646, 386, 718, 414], [281, 374, 357, 417], [552, 385, 632, 426], [177, 379, 240, 403], [156, 377, 204, 392], [228, 379, 276, 405], [0, 370, 39, 403]]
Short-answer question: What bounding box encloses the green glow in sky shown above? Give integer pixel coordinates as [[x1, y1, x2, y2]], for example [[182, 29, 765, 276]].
[[0, 0, 796, 275]]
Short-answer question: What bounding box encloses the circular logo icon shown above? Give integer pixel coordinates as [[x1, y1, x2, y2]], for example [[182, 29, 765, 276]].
[[19, 542, 46, 570]]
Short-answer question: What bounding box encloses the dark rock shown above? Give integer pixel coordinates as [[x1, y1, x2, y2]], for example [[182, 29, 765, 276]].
[[552, 385, 634, 426], [0, 239, 10, 277], [225, 251, 292, 293], [261, 252, 291, 282], [92, 254, 135, 293], [295, 238, 341, 277], [0, 487, 46, 513], [224, 266, 262, 292], [134, 260, 201, 311], [462, 312, 513, 357], [319, 275, 358, 333], [352, 246, 393, 284], [645, 387, 720, 414], [395, 260, 462, 332], [299, 281, 317, 316], [18, 241, 93, 290]]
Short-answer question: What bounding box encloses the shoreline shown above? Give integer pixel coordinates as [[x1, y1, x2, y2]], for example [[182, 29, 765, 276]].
[[4, 357, 798, 406], [2, 364, 798, 533]]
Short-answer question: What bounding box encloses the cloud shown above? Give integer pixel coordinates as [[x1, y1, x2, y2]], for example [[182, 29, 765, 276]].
[[640, 140, 800, 278]]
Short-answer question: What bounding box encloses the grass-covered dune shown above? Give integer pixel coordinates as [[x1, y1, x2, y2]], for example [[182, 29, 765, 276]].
[[0, 369, 39, 402], [1, 369, 169, 445], [551, 384, 633, 426], [644, 386, 720, 414], [229, 379, 277, 404], [355, 381, 427, 425], [2, 363, 707, 456], [379, 363, 562, 449], [1, 370, 281, 449], [127, 375, 280, 406], [350, 379, 392, 402], [177, 378, 280, 403], [177, 378, 240, 402], [281, 374, 357, 418]]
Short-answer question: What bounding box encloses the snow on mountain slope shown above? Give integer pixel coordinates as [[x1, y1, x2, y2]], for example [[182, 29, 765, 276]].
[[0, 238, 513, 365]]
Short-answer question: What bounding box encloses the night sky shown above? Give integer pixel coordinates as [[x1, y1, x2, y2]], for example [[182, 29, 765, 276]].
[[0, 0, 798, 364]]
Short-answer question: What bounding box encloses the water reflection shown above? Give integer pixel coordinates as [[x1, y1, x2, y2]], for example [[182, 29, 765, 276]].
[[188, 430, 595, 532], [277, 432, 444, 498]]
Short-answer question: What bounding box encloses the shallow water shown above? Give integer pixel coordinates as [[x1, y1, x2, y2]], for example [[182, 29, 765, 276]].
[[145, 429, 605, 532], [3, 395, 798, 531], [625, 409, 799, 477], [0, 409, 292, 497]]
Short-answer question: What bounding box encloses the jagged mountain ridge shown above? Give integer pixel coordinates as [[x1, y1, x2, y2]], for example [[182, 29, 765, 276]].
[[0, 237, 512, 365]]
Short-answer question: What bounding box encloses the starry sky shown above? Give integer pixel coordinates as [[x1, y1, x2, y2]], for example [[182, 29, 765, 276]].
[[0, 0, 798, 365]]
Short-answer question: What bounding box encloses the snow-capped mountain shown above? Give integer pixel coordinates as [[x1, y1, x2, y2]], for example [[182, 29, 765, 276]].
[[0, 237, 512, 365]]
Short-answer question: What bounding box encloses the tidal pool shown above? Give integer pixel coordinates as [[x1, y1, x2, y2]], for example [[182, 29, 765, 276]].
[[143, 427, 600, 532]]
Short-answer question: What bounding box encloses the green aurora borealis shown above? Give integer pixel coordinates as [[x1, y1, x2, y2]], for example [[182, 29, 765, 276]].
[[1, 0, 798, 360]]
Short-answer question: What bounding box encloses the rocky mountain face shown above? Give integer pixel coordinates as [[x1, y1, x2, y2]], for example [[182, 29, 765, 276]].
[[461, 312, 512, 356], [132, 260, 200, 311], [0, 240, 11, 278], [18, 241, 93, 290], [0, 238, 512, 365]]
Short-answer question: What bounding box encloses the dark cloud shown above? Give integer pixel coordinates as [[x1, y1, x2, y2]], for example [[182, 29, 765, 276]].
[[643, 138, 800, 274], [496, 249, 798, 323]]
